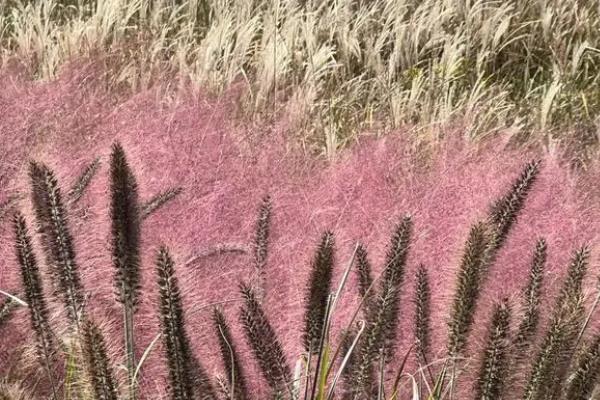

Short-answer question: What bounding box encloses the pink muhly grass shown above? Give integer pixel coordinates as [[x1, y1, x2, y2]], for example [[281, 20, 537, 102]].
[[0, 68, 599, 398]]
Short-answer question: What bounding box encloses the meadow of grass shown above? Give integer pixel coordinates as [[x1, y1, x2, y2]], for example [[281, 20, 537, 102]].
[[2, 1, 600, 399], [1, 0, 600, 155], [1, 69, 600, 398]]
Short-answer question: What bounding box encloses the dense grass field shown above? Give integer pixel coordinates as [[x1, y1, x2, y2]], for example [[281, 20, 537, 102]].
[[2, 0, 600, 155], [2, 1, 600, 400]]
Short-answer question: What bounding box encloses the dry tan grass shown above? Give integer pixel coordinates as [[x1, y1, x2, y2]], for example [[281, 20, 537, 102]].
[[1, 1, 600, 154]]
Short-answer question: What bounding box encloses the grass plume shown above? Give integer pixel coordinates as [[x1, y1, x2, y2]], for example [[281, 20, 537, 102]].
[[0, 296, 18, 330], [29, 161, 84, 324], [355, 243, 374, 315], [350, 216, 412, 397], [13, 212, 58, 399], [488, 160, 540, 251], [140, 187, 182, 220], [109, 142, 141, 400], [156, 247, 208, 400], [68, 157, 100, 204], [514, 239, 547, 355], [212, 308, 249, 400], [523, 246, 589, 400], [239, 283, 291, 396], [447, 222, 491, 357], [474, 299, 511, 400], [564, 331, 600, 400], [414, 264, 431, 365], [81, 318, 119, 400], [302, 230, 335, 354], [252, 195, 272, 299]]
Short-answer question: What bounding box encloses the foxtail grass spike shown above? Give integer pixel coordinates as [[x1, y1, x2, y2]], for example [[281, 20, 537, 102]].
[[189, 354, 218, 400], [29, 161, 84, 324], [523, 246, 589, 400], [475, 299, 511, 400], [522, 312, 572, 400], [339, 327, 359, 400], [81, 319, 119, 400], [379, 216, 412, 359], [0, 295, 18, 329], [350, 217, 413, 397], [565, 331, 600, 400], [214, 376, 231, 400], [110, 143, 141, 400], [303, 230, 335, 353], [68, 157, 100, 203], [213, 308, 249, 400], [0, 194, 22, 222], [414, 264, 431, 364], [156, 247, 195, 400], [140, 187, 183, 219], [448, 222, 491, 357], [488, 160, 540, 251], [13, 212, 58, 399], [515, 239, 547, 355], [355, 243, 374, 313], [252, 195, 272, 299], [239, 283, 291, 395]]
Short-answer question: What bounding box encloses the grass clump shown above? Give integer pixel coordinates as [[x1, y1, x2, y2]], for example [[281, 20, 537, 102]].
[[3, 148, 600, 400], [3, 1, 600, 153]]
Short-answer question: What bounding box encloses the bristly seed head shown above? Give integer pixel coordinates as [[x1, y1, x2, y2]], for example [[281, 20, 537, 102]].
[[110, 143, 141, 309], [13, 212, 56, 368], [239, 283, 291, 395], [81, 318, 119, 400], [29, 161, 85, 324], [302, 230, 335, 353]]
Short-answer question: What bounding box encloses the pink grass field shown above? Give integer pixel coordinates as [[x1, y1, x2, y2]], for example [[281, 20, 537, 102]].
[[1, 66, 600, 398]]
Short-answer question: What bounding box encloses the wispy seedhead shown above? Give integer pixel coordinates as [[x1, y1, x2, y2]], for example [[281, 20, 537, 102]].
[[68, 157, 101, 204], [239, 283, 291, 395], [488, 160, 540, 251], [523, 246, 590, 400], [414, 264, 431, 364], [303, 230, 335, 353], [514, 238, 547, 356], [13, 212, 57, 397], [448, 221, 491, 357], [156, 246, 195, 400], [110, 142, 141, 309], [474, 299, 511, 400], [81, 318, 118, 400], [212, 308, 249, 400], [565, 331, 600, 400], [29, 161, 84, 324], [140, 187, 183, 219]]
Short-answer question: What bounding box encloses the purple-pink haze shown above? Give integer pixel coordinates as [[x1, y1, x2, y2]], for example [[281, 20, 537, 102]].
[[1, 67, 599, 398]]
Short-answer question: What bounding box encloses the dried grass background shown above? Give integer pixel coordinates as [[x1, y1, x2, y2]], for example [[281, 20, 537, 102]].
[[1, 67, 600, 398]]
